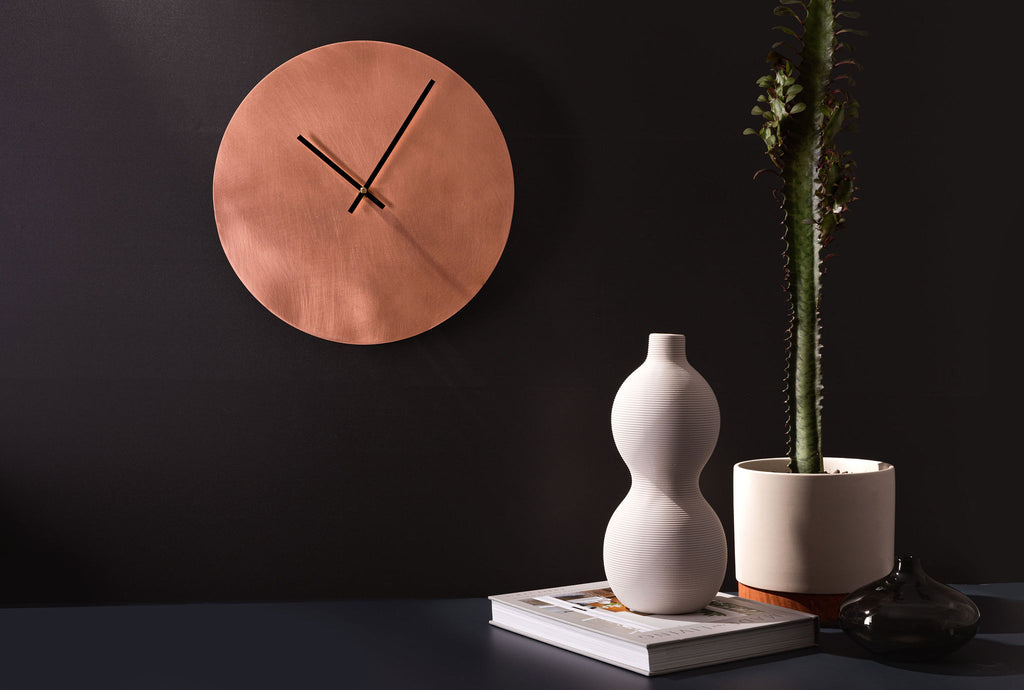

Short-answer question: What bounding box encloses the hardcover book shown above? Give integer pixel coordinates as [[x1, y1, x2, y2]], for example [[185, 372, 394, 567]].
[[489, 581, 818, 676]]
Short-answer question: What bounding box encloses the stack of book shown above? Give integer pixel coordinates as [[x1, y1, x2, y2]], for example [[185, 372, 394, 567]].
[[489, 581, 818, 676]]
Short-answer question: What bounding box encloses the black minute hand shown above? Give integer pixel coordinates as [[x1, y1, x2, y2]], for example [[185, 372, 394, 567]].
[[349, 79, 435, 213], [297, 135, 385, 210]]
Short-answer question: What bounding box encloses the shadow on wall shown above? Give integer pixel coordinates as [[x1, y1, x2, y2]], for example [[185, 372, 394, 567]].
[[0, 508, 101, 607]]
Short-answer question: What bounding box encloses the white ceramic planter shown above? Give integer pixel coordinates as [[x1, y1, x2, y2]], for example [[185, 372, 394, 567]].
[[603, 334, 727, 614], [734, 457, 895, 595]]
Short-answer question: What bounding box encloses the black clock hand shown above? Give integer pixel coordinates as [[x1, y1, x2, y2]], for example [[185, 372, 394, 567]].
[[297, 134, 385, 210], [349, 79, 435, 213]]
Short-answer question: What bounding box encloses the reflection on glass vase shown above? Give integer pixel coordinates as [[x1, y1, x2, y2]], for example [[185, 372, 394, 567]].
[[603, 333, 727, 614], [839, 555, 981, 660]]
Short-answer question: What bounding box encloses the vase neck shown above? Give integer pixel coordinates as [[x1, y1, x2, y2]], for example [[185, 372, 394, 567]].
[[895, 555, 925, 576], [647, 333, 687, 364]]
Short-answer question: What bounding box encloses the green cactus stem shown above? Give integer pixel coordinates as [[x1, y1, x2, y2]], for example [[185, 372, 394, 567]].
[[744, 0, 860, 473]]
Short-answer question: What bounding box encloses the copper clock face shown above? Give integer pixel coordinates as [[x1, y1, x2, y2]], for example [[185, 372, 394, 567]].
[[213, 41, 514, 344]]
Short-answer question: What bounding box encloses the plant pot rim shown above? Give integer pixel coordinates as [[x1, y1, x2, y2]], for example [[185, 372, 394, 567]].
[[734, 457, 894, 477]]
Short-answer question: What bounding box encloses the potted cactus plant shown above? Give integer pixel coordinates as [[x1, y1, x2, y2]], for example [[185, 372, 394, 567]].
[[732, 0, 895, 622]]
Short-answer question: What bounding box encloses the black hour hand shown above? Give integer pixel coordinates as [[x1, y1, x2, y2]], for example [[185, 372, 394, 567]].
[[297, 135, 385, 210]]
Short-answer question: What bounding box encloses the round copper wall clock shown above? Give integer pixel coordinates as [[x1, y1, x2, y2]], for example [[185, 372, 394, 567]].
[[213, 41, 514, 344]]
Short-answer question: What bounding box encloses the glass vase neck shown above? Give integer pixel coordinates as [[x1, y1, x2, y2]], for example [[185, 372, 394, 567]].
[[895, 555, 924, 574], [892, 555, 932, 585]]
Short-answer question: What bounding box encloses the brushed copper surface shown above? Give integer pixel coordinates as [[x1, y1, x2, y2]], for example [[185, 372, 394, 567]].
[[213, 42, 514, 344]]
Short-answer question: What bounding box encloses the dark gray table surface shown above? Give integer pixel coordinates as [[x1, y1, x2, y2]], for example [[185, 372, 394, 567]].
[[2, 584, 1021, 689]]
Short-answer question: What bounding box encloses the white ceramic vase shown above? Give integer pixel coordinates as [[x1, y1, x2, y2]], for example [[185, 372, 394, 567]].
[[734, 457, 896, 597], [603, 333, 727, 614]]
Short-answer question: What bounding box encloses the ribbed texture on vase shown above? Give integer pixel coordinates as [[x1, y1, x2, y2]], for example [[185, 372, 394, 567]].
[[604, 487, 727, 614], [603, 333, 726, 615], [646, 332, 686, 361]]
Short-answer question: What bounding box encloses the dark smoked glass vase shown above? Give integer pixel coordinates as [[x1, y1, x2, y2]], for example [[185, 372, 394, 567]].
[[839, 555, 981, 660]]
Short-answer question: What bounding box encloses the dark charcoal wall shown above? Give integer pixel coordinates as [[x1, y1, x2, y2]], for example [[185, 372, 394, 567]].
[[1, 1, 1020, 605]]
